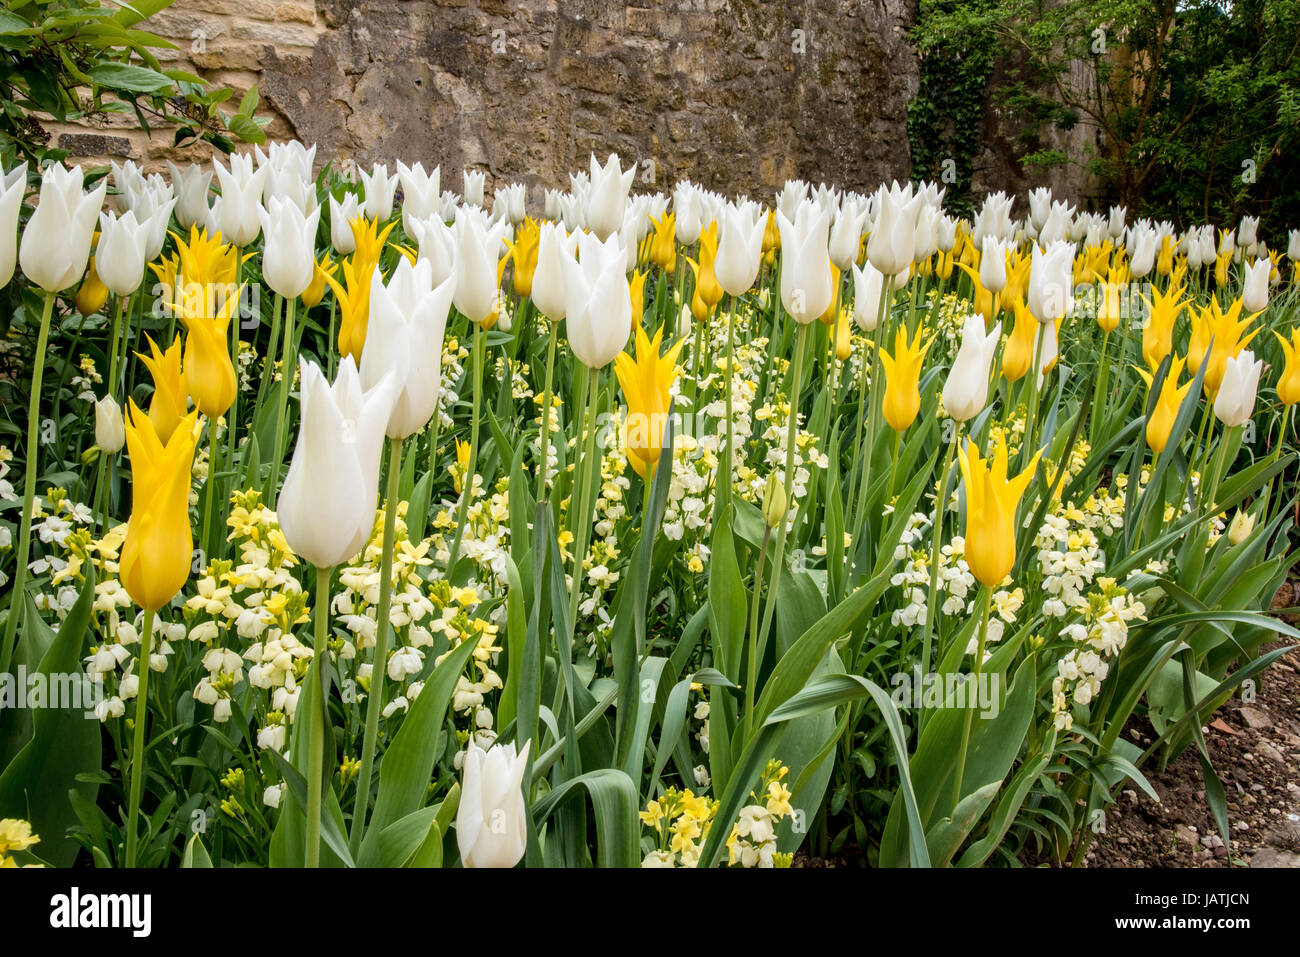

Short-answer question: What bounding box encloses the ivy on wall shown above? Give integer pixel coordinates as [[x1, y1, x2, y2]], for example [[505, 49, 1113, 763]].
[[906, 0, 996, 217]]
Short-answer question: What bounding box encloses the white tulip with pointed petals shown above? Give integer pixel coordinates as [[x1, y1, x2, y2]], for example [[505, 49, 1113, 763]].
[[359, 164, 397, 223], [95, 394, 125, 453], [19, 162, 106, 292], [213, 153, 268, 247], [851, 260, 887, 332], [95, 210, 151, 297], [463, 169, 486, 207], [1214, 350, 1263, 428], [397, 161, 441, 236], [714, 202, 766, 296], [257, 196, 321, 299], [0, 162, 24, 290], [451, 208, 507, 324], [167, 160, 210, 230], [409, 214, 458, 288], [360, 257, 456, 438], [979, 236, 1007, 294], [1242, 258, 1270, 314], [865, 185, 918, 278], [674, 181, 702, 245], [583, 153, 635, 241], [278, 358, 396, 569], [942, 313, 1002, 422], [329, 192, 363, 255], [531, 221, 575, 322], [563, 231, 631, 369], [456, 739, 530, 869], [1027, 240, 1074, 324], [828, 199, 868, 271], [776, 201, 833, 324]]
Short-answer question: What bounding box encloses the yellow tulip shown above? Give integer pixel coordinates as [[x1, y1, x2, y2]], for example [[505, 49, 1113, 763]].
[[149, 253, 180, 314], [1186, 305, 1212, 374], [957, 432, 1041, 588], [1095, 262, 1127, 333], [935, 249, 954, 281], [508, 217, 540, 297], [1214, 249, 1232, 286], [76, 256, 109, 316], [1002, 300, 1038, 383], [1275, 328, 1300, 406], [629, 268, 648, 329], [120, 402, 200, 611], [301, 252, 337, 310], [685, 222, 723, 321], [834, 306, 852, 362], [1140, 281, 1187, 371], [955, 262, 997, 323], [454, 438, 471, 494], [879, 323, 934, 433], [171, 226, 239, 303], [136, 334, 189, 443], [817, 261, 842, 325], [323, 257, 379, 362], [175, 267, 241, 419], [1156, 235, 1176, 277], [614, 324, 684, 478], [1199, 297, 1259, 399], [761, 210, 780, 256], [1135, 355, 1192, 454], [1002, 249, 1031, 308], [349, 215, 397, 277], [648, 212, 677, 274]]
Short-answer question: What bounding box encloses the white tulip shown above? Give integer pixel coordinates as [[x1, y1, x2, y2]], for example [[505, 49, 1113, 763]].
[[167, 161, 212, 230], [463, 169, 486, 207], [563, 231, 631, 368], [942, 313, 1001, 422], [0, 162, 24, 290], [451, 208, 507, 323], [359, 164, 397, 223], [851, 260, 887, 332], [1237, 216, 1259, 250], [397, 161, 442, 236], [278, 358, 396, 569], [828, 199, 868, 271], [213, 153, 268, 247], [865, 185, 918, 278], [979, 236, 1007, 294], [329, 192, 363, 255], [1214, 350, 1262, 428], [95, 210, 151, 297], [674, 181, 702, 246], [583, 153, 634, 241], [531, 221, 573, 322], [408, 214, 458, 288], [776, 200, 833, 324], [1242, 258, 1270, 314], [714, 202, 766, 296], [1027, 240, 1074, 323], [1288, 230, 1300, 262], [456, 739, 530, 869], [360, 257, 456, 438], [257, 196, 321, 299], [19, 162, 106, 292], [94, 394, 125, 453]]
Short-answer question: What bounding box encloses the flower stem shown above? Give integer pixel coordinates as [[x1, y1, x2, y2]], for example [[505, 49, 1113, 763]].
[[566, 366, 602, 646], [448, 321, 483, 572], [952, 586, 992, 806], [743, 525, 772, 739], [350, 434, 403, 855], [125, 607, 157, 868], [918, 423, 960, 678], [306, 563, 332, 868], [536, 323, 558, 501], [269, 296, 297, 509], [1, 290, 56, 674]]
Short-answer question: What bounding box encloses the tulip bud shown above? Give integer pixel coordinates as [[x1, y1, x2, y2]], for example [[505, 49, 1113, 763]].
[[456, 739, 529, 869], [762, 472, 788, 528], [95, 394, 126, 453], [1228, 509, 1255, 545], [1213, 349, 1262, 428], [1242, 258, 1270, 314]]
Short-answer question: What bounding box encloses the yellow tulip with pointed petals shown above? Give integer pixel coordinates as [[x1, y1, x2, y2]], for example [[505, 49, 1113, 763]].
[[323, 257, 379, 362], [177, 284, 240, 419], [301, 251, 337, 310], [817, 261, 842, 326], [629, 268, 648, 329], [1199, 297, 1260, 399], [955, 262, 997, 323], [1135, 355, 1192, 454], [1140, 281, 1187, 371], [1002, 300, 1038, 383], [614, 324, 684, 478], [879, 323, 934, 433], [957, 433, 1041, 588], [349, 215, 397, 277], [1274, 328, 1300, 406], [685, 222, 723, 321], [137, 334, 189, 443], [121, 402, 200, 611], [648, 212, 677, 274], [507, 217, 540, 297]]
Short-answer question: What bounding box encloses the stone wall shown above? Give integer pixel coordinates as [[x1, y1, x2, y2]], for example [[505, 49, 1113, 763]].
[[54, 0, 920, 202]]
